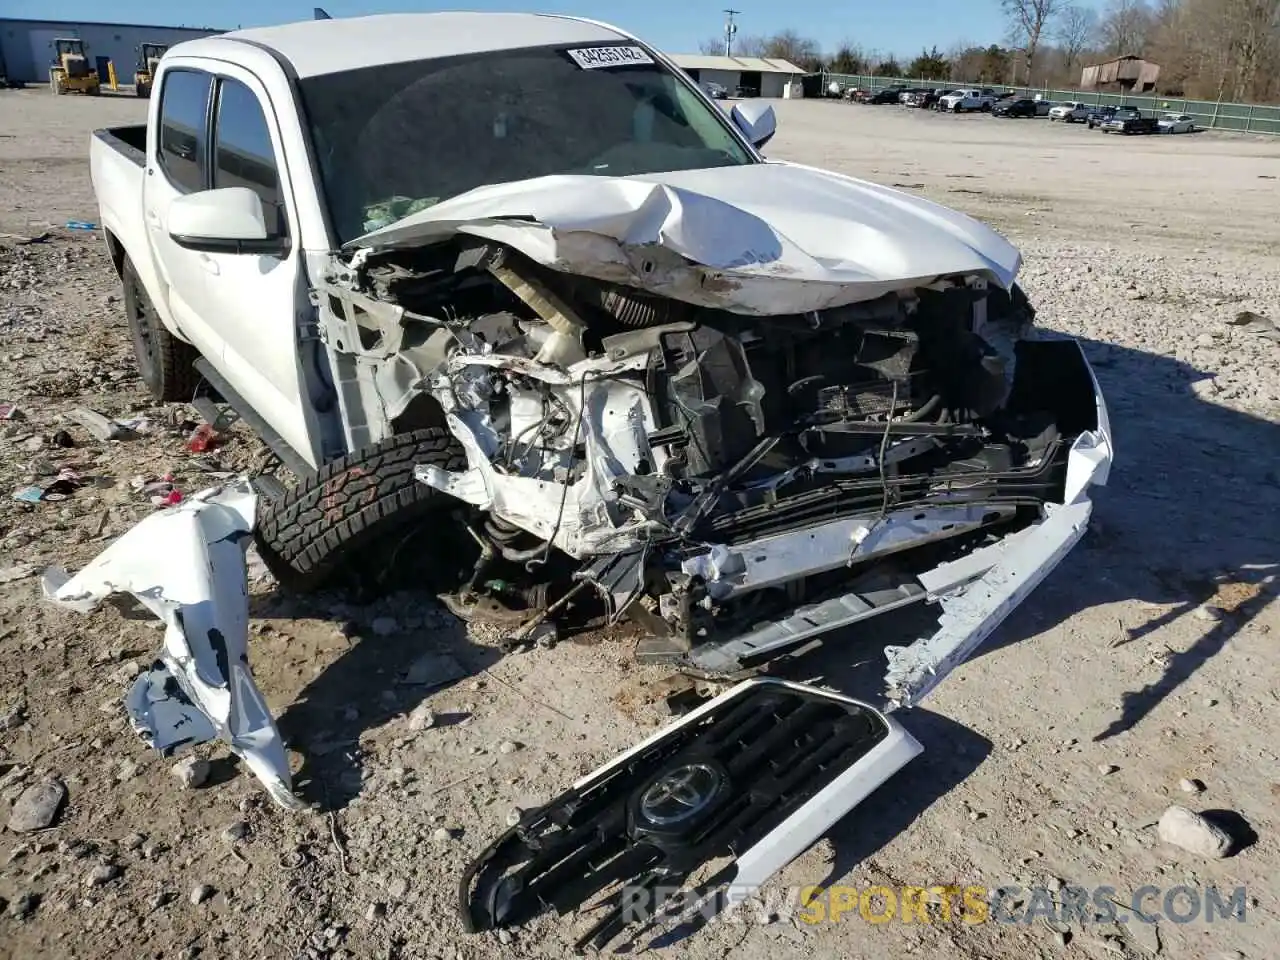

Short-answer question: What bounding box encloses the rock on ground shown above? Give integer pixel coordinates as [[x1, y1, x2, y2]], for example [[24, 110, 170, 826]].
[[6, 778, 67, 832], [170, 757, 211, 789], [1157, 805, 1234, 858]]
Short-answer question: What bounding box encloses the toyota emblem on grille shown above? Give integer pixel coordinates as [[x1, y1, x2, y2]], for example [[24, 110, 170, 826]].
[[639, 763, 724, 826]]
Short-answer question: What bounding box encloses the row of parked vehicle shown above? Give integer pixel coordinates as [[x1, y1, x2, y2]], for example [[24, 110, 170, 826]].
[[840, 84, 1007, 110], [837, 83, 1199, 134], [1046, 101, 1197, 133]]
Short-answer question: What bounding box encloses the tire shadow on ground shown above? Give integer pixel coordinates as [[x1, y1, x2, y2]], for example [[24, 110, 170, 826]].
[[260, 590, 503, 812]]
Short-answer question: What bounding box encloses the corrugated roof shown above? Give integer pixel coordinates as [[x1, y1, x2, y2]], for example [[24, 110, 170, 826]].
[[670, 54, 806, 75]]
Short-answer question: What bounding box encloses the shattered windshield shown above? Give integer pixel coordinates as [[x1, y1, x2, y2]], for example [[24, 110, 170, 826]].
[[298, 44, 756, 244]]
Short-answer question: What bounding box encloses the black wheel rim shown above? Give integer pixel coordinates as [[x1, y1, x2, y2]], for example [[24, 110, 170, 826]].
[[125, 272, 160, 388]]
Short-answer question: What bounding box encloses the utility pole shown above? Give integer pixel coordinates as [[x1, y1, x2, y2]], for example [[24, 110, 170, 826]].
[[723, 9, 739, 57]]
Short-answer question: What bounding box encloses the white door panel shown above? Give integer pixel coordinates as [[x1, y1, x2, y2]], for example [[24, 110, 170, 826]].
[[197, 63, 321, 468], [143, 69, 224, 365]]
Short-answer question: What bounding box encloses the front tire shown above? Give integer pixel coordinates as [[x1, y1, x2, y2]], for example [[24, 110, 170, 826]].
[[122, 256, 200, 402], [255, 428, 470, 592]]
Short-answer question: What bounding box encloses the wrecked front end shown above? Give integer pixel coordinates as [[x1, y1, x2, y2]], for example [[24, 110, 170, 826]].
[[316, 176, 1112, 700], [311, 176, 1112, 945]]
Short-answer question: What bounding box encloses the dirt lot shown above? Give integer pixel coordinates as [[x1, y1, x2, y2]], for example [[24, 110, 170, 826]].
[[1, 89, 1278, 960]]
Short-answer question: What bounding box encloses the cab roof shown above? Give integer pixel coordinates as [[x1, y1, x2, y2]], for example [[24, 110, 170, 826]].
[[209, 12, 632, 79]]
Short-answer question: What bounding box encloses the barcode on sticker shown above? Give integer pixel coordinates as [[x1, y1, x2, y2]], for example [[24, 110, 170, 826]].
[[565, 46, 654, 69]]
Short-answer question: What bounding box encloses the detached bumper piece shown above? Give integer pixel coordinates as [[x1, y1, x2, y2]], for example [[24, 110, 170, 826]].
[[460, 678, 921, 950], [41, 479, 303, 811]]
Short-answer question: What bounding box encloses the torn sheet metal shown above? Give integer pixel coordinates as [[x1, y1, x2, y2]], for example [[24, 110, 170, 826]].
[[42, 479, 303, 811], [883, 347, 1114, 708], [349, 162, 1021, 316]]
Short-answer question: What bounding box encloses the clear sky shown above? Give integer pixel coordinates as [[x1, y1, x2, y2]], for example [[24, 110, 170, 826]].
[[1, 0, 1011, 60]]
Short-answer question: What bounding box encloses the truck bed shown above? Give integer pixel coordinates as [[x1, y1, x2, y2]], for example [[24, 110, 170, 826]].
[[89, 121, 169, 340], [94, 125, 147, 166]]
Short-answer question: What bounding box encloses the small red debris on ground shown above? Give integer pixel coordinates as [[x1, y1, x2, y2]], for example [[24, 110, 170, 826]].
[[186, 424, 224, 453]]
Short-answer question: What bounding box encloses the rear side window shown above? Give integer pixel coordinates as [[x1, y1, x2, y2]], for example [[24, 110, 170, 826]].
[[158, 69, 212, 193], [213, 78, 284, 236]]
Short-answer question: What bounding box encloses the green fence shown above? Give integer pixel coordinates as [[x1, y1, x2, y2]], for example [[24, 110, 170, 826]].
[[820, 73, 1280, 136]]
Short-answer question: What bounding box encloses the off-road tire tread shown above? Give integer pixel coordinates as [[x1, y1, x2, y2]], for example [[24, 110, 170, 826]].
[[256, 428, 467, 591], [123, 257, 200, 402]]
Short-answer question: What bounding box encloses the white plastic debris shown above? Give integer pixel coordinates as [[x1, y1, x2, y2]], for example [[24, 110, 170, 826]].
[[42, 478, 303, 810]]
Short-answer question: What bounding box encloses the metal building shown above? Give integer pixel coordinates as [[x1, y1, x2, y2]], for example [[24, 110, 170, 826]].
[[1080, 55, 1161, 94], [670, 54, 807, 98], [0, 18, 222, 86]]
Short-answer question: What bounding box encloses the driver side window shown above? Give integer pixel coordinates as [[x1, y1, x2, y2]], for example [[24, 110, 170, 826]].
[[158, 69, 212, 193], [212, 77, 286, 237]]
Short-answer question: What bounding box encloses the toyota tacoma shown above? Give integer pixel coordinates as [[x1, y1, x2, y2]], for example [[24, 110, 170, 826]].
[[76, 14, 1112, 908]]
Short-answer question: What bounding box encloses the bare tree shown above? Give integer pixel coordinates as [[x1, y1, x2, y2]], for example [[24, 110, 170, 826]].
[[828, 42, 866, 75], [1001, 0, 1061, 81], [733, 34, 770, 57], [1054, 4, 1099, 69], [762, 29, 820, 65], [695, 33, 770, 56], [1099, 0, 1154, 55]]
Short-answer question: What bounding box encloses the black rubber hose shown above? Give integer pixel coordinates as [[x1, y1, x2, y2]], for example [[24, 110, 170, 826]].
[[904, 393, 942, 422]]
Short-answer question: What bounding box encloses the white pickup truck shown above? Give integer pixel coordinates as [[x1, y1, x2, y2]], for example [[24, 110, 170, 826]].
[[1049, 100, 1092, 122], [939, 88, 998, 112], [88, 11, 1109, 707], [78, 14, 1111, 914]]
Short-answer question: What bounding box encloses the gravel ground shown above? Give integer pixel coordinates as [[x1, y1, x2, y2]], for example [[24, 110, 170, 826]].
[[0, 88, 1278, 960]]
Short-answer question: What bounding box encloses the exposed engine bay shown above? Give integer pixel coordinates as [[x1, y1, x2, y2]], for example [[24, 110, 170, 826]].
[[318, 236, 1109, 679]]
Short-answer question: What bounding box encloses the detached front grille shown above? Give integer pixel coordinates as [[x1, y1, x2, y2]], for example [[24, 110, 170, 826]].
[[460, 681, 891, 949]]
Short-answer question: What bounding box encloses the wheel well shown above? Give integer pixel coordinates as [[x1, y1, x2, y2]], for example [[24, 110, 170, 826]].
[[105, 230, 126, 278], [392, 393, 449, 435]]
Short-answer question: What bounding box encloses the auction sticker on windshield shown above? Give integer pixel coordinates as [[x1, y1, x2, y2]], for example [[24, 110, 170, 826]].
[[566, 46, 655, 69]]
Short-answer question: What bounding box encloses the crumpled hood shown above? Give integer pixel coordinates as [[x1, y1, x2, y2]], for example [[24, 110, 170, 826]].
[[350, 161, 1021, 315]]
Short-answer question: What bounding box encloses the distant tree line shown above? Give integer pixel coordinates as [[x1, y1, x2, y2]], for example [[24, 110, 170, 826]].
[[697, 0, 1280, 102]]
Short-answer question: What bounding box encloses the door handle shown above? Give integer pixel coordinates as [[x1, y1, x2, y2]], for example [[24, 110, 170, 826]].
[[145, 210, 161, 228], [197, 254, 220, 276]]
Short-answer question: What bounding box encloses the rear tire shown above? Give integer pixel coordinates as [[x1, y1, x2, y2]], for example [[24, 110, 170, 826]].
[[122, 256, 200, 402], [255, 428, 471, 592]]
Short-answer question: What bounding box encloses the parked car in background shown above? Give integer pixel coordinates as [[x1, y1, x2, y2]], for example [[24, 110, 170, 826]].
[[734, 83, 760, 98], [867, 85, 907, 104], [1049, 101, 1091, 122], [901, 87, 944, 108], [1101, 106, 1159, 134], [993, 97, 1038, 118], [1033, 97, 1053, 116], [702, 80, 727, 99], [1086, 105, 1120, 128], [939, 88, 996, 112], [1157, 112, 1196, 133]]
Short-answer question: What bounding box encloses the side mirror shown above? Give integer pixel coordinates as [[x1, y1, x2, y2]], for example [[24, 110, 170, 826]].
[[731, 100, 777, 151], [168, 187, 288, 255]]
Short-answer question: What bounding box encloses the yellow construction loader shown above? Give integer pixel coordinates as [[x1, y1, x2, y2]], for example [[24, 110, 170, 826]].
[[134, 42, 168, 98], [49, 38, 100, 96]]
